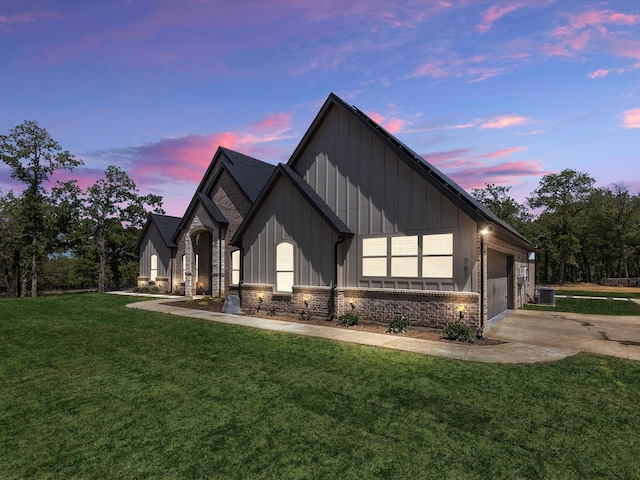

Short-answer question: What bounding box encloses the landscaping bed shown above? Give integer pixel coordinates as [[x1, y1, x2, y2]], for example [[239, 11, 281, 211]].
[[162, 299, 504, 345]]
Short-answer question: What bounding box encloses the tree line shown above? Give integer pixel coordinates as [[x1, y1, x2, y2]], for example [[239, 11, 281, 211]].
[[0, 121, 164, 297], [472, 171, 640, 284], [2, 121, 638, 296]]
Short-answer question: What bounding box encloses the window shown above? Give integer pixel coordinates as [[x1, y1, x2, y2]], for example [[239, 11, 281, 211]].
[[362, 237, 387, 277], [150, 254, 158, 282], [391, 236, 418, 277], [276, 242, 294, 292], [422, 233, 453, 278], [231, 250, 240, 285], [182, 255, 186, 282], [361, 233, 454, 279]]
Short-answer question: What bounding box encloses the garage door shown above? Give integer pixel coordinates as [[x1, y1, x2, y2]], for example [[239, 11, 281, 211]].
[[487, 250, 508, 319]]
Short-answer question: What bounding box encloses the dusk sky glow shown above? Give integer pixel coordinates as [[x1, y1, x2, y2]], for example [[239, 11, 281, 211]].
[[1, 0, 639, 217]]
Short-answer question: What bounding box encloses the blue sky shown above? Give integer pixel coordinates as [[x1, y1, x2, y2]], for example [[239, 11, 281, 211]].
[[1, 0, 639, 216]]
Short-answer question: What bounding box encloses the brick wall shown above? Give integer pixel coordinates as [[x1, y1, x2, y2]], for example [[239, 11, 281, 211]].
[[233, 283, 480, 330]]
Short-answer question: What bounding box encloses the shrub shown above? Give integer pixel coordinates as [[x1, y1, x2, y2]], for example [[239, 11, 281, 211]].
[[387, 315, 410, 334], [267, 307, 278, 316], [299, 311, 311, 321], [441, 322, 476, 343], [337, 312, 359, 328]]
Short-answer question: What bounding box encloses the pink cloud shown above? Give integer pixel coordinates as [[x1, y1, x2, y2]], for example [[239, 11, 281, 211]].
[[481, 115, 529, 129], [447, 160, 550, 190], [589, 68, 611, 78], [476, 1, 530, 33], [0, 9, 59, 25], [622, 108, 640, 129], [481, 146, 527, 159], [408, 61, 450, 79], [365, 111, 406, 133]]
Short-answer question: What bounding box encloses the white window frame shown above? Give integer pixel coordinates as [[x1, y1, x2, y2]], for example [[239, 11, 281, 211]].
[[276, 242, 294, 293], [422, 233, 453, 278], [182, 255, 186, 282], [361, 233, 454, 279], [231, 250, 240, 286], [150, 254, 158, 282]]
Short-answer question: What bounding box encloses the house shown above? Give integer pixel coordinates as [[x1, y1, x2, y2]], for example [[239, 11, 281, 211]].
[[136, 147, 275, 297], [137, 93, 535, 332], [229, 94, 535, 332]]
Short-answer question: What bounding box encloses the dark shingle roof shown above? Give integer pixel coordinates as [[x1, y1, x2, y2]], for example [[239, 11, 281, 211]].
[[135, 213, 182, 251], [218, 147, 276, 202], [197, 192, 228, 225], [150, 214, 182, 247], [280, 165, 352, 236]]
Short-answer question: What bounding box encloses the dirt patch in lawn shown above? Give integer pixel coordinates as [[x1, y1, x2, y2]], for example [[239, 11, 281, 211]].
[[162, 300, 504, 346]]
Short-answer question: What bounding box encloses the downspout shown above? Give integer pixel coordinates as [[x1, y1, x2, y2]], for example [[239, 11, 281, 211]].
[[479, 230, 486, 338], [218, 227, 223, 299], [329, 236, 347, 321]]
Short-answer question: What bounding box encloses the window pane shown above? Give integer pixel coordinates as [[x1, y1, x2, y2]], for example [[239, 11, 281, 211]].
[[363, 257, 387, 277], [231, 250, 240, 269], [392, 236, 418, 256], [363, 237, 387, 257], [423, 233, 453, 255], [276, 243, 294, 270], [423, 256, 453, 278], [232, 269, 240, 286], [276, 272, 294, 293], [392, 257, 418, 277]]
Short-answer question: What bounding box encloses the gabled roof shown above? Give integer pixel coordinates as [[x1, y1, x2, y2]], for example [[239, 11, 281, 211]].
[[217, 147, 276, 202], [196, 146, 275, 203], [135, 213, 182, 252], [288, 93, 535, 250], [171, 191, 229, 244], [231, 164, 353, 246]]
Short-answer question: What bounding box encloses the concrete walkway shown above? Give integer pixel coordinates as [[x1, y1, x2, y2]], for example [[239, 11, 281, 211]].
[[126, 299, 577, 364]]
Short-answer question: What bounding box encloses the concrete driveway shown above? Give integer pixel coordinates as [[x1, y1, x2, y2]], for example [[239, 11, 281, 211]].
[[488, 309, 640, 361]]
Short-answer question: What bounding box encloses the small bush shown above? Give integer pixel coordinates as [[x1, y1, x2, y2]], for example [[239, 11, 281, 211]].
[[337, 312, 359, 328], [299, 311, 311, 321], [267, 307, 278, 316], [441, 322, 476, 343], [387, 315, 410, 334]]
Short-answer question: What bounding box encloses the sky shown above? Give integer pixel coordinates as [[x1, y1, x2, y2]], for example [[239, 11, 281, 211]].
[[1, 0, 639, 217]]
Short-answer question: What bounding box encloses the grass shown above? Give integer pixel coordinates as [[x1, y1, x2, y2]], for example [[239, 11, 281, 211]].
[[2, 294, 640, 479], [555, 289, 640, 300], [525, 296, 640, 315]]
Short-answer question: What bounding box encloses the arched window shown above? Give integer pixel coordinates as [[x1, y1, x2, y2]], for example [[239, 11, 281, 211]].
[[276, 242, 294, 293], [150, 254, 158, 282]]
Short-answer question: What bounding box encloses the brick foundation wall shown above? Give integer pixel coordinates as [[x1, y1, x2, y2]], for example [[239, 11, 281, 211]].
[[232, 284, 480, 330]]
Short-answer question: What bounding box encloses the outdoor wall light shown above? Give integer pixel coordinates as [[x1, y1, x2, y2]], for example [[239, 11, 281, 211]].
[[480, 227, 490, 236], [304, 299, 309, 308], [458, 305, 465, 320], [258, 293, 264, 303], [350, 300, 356, 310]]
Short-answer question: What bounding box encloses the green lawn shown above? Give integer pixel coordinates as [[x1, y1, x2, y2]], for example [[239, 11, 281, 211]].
[[525, 296, 640, 315], [555, 289, 640, 300], [2, 294, 640, 479]]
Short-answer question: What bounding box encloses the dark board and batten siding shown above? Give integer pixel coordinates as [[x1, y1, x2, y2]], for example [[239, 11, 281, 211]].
[[139, 222, 172, 279], [243, 175, 338, 288], [292, 104, 477, 293]]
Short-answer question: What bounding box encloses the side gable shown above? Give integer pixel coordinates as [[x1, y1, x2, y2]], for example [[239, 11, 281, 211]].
[[231, 164, 353, 246], [288, 93, 534, 250], [135, 213, 181, 252]]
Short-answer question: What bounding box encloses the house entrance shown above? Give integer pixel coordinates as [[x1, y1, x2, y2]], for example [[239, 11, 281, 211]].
[[192, 231, 212, 295]]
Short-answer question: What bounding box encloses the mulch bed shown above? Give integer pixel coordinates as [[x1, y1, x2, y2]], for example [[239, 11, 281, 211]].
[[161, 300, 504, 346]]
